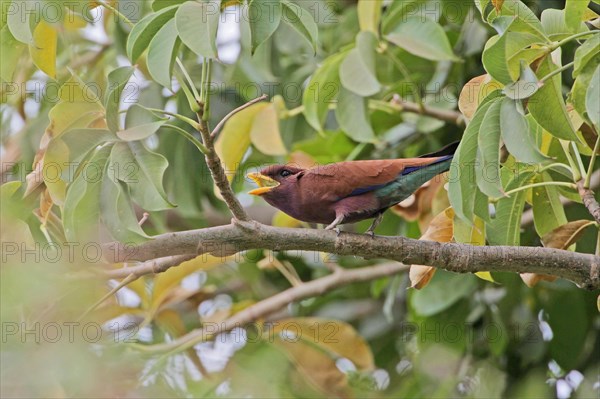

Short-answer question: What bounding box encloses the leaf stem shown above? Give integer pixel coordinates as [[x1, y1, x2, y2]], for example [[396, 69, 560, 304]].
[[99, 1, 134, 28], [164, 124, 209, 154], [282, 105, 305, 118], [499, 181, 577, 199], [176, 58, 201, 102], [539, 61, 575, 83], [538, 162, 574, 176], [211, 94, 269, 138], [202, 59, 213, 121], [551, 30, 600, 50], [560, 140, 583, 181], [585, 135, 600, 189], [145, 108, 201, 130], [572, 141, 588, 183]]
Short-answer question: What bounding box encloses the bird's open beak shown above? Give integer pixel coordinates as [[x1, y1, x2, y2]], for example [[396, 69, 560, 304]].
[[247, 172, 280, 196]]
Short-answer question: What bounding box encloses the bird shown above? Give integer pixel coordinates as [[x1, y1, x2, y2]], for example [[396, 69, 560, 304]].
[[247, 141, 459, 235]]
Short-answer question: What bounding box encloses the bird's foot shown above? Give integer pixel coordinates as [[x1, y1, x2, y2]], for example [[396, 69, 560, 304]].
[[366, 230, 376, 239]]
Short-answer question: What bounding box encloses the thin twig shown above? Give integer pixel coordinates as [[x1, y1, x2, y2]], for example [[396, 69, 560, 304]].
[[391, 94, 466, 127], [133, 262, 410, 353], [211, 94, 269, 138], [196, 106, 250, 221], [103, 254, 197, 279]]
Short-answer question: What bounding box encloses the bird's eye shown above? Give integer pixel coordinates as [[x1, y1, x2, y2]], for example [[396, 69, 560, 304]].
[[280, 169, 292, 177]]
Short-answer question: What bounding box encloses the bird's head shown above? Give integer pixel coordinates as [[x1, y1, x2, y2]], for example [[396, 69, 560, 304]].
[[247, 165, 305, 197]]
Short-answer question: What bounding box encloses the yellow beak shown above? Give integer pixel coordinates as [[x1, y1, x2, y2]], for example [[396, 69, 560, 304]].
[[247, 172, 280, 196]]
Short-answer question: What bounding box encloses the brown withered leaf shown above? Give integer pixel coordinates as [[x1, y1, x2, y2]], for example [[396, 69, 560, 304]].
[[522, 220, 595, 287], [459, 74, 503, 121], [409, 207, 454, 289], [542, 220, 595, 250]]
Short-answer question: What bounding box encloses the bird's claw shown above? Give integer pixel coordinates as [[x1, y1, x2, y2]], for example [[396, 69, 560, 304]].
[[335, 228, 341, 237], [366, 230, 375, 239]]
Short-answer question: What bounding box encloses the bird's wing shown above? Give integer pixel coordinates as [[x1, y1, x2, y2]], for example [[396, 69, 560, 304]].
[[301, 158, 441, 201]]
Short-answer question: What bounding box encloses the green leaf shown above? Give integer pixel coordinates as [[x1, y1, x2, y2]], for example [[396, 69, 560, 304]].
[[541, 9, 586, 40], [449, 91, 501, 221], [109, 141, 175, 211], [302, 51, 347, 132], [0, 25, 25, 81], [7, 1, 37, 44], [248, 0, 282, 54], [475, 99, 504, 198], [573, 34, 599, 77], [500, 97, 548, 163], [280, 0, 318, 54], [335, 87, 376, 143], [101, 166, 150, 244], [176, 0, 222, 58], [532, 172, 568, 237], [117, 104, 168, 141], [571, 56, 598, 123], [503, 60, 540, 100], [482, 20, 543, 85], [529, 56, 578, 141], [63, 145, 112, 242], [565, 0, 590, 33], [126, 5, 179, 62], [215, 102, 270, 182], [147, 18, 181, 89], [410, 271, 478, 316], [105, 66, 135, 133], [385, 16, 458, 61], [357, 0, 382, 36], [249, 103, 286, 155], [487, 166, 535, 245], [339, 31, 381, 97], [586, 65, 600, 128]]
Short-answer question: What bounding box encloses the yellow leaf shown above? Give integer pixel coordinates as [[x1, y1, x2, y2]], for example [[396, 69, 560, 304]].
[[29, 21, 57, 78], [358, 0, 383, 36], [272, 317, 374, 397], [272, 210, 302, 228], [149, 254, 224, 316], [215, 102, 269, 182], [250, 103, 287, 156], [272, 317, 374, 370], [63, 8, 87, 31], [475, 272, 495, 282]]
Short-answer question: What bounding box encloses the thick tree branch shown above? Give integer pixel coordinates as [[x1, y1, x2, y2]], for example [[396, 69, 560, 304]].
[[577, 180, 600, 224], [103, 221, 600, 290], [391, 94, 466, 127], [136, 262, 410, 354]]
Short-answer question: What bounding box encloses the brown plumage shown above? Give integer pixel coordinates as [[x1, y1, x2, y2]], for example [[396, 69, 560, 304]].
[[247, 142, 458, 234]]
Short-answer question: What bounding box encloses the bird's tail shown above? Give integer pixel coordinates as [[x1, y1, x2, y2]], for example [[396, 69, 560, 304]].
[[377, 143, 459, 208], [418, 140, 459, 158]]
